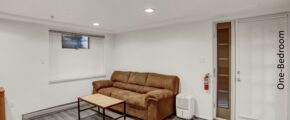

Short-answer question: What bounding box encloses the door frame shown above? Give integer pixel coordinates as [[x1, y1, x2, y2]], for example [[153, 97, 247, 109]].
[[212, 20, 236, 120], [288, 12, 290, 120]]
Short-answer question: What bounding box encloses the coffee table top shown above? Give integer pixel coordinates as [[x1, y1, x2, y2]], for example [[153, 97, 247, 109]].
[[79, 94, 124, 108]]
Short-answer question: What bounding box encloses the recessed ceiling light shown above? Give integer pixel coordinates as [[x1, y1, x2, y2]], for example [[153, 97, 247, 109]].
[[144, 8, 154, 13], [93, 22, 100, 26]]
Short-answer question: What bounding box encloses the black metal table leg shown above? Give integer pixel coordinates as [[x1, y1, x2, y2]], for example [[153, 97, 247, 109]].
[[78, 98, 81, 120], [123, 102, 126, 120], [103, 108, 106, 120]]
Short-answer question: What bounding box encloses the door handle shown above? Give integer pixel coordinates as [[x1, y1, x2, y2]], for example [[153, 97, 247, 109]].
[[237, 70, 241, 82], [237, 78, 241, 82]]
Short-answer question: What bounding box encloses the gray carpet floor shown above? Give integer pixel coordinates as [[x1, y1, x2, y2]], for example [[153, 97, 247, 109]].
[[30, 107, 203, 120]]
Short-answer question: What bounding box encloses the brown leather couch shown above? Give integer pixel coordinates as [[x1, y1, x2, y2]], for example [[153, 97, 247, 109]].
[[92, 71, 180, 120]]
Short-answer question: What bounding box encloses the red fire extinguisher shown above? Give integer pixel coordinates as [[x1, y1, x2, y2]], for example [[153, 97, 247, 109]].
[[204, 73, 210, 90]]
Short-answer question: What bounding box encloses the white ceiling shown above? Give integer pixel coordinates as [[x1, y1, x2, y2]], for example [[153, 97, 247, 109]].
[[0, 0, 289, 33]]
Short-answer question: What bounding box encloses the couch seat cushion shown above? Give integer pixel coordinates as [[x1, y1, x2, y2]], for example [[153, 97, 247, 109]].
[[113, 82, 144, 93], [142, 86, 160, 93], [111, 90, 141, 101], [98, 87, 123, 96], [127, 94, 148, 108], [113, 82, 161, 94], [111, 90, 140, 100]]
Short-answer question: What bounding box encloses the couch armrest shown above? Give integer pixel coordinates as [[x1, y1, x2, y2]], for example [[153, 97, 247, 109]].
[[146, 89, 174, 102], [92, 80, 113, 93]]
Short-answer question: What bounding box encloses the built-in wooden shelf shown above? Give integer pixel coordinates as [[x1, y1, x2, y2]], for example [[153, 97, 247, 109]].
[[218, 58, 229, 60], [218, 90, 229, 93], [216, 22, 231, 119], [0, 87, 5, 120], [218, 43, 229, 46], [218, 74, 229, 77]]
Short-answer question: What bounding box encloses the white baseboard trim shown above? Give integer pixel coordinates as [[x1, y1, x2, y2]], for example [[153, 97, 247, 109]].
[[214, 117, 227, 120], [195, 114, 212, 120]]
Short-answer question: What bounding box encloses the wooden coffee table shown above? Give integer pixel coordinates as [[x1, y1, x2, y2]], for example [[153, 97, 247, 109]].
[[78, 94, 126, 120]]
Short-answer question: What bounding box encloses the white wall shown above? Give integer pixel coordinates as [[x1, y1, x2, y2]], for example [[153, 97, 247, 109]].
[[113, 12, 290, 119], [0, 9, 288, 120], [0, 19, 114, 120], [114, 20, 214, 119], [49, 32, 106, 81]]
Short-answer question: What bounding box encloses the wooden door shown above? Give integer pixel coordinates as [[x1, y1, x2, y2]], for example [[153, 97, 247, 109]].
[[236, 14, 288, 120]]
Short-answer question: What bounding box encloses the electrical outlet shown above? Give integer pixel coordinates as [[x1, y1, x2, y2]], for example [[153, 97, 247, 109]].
[[40, 59, 45, 64], [200, 58, 206, 63]]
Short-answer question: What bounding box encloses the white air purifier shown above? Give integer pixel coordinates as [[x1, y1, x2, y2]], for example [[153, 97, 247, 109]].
[[176, 94, 195, 119]]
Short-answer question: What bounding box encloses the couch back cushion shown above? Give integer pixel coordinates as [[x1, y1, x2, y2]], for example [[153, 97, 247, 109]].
[[111, 71, 131, 83], [128, 72, 148, 86], [146, 73, 180, 95]]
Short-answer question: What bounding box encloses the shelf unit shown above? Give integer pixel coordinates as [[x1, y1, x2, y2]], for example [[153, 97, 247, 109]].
[[0, 87, 5, 120], [217, 43, 229, 46], [216, 22, 231, 120]]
